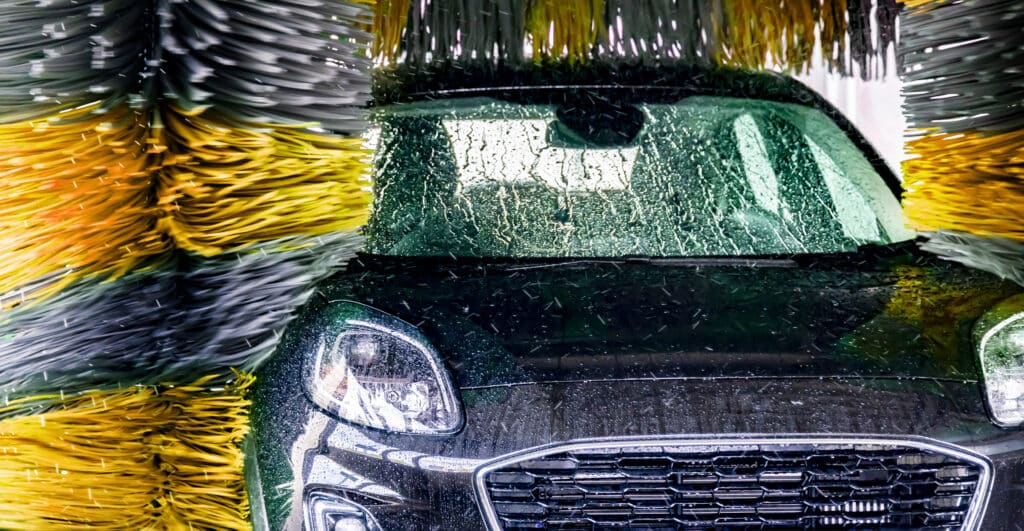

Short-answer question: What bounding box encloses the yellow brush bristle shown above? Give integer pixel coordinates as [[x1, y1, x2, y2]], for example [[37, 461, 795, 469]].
[[370, 0, 895, 76], [527, 0, 606, 63], [373, 0, 412, 64], [885, 266, 1019, 366], [902, 0, 947, 8], [717, 0, 819, 72], [0, 104, 169, 310], [903, 130, 1024, 242], [818, 0, 849, 69], [0, 374, 253, 530], [156, 107, 371, 257]]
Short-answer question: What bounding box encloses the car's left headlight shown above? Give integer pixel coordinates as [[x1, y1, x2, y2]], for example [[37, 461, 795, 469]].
[[976, 294, 1024, 428], [305, 301, 462, 435]]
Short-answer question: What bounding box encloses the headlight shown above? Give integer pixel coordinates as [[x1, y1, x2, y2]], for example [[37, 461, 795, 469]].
[[305, 301, 462, 434], [976, 294, 1024, 428]]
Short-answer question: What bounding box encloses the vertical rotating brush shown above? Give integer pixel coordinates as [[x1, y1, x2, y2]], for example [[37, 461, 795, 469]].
[[0, 0, 167, 310], [901, 0, 1024, 285], [0, 1, 376, 529], [1, 0, 376, 393], [0, 374, 253, 530], [153, 0, 375, 379]]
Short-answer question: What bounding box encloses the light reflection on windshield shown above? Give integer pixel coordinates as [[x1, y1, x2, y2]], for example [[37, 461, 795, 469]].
[[366, 96, 913, 258]]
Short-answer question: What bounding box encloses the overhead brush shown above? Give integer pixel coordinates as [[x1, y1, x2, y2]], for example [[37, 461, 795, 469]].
[[373, 0, 900, 79]]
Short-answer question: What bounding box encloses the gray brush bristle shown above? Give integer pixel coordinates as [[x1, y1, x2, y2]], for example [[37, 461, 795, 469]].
[[0, 233, 363, 398], [920, 231, 1024, 287], [0, 0, 149, 122], [160, 0, 373, 132]]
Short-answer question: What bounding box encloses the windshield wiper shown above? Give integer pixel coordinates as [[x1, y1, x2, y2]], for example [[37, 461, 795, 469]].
[[785, 238, 922, 266], [620, 256, 799, 267], [853, 238, 920, 254], [619, 240, 920, 268], [497, 256, 799, 271]]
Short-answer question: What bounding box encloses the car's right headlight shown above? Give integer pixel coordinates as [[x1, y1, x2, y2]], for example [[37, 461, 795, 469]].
[[976, 294, 1024, 427], [304, 301, 463, 435]]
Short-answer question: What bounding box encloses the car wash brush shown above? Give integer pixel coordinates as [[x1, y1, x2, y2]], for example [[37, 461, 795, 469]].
[[1, 0, 375, 380], [0, 232, 362, 397], [155, 0, 374, 254], [0, 1, 375, 528], [900, 0, 1024, 285], [373, 0, 900, 79], [0, 0, 166, 310], [0, 374, 253, 531]]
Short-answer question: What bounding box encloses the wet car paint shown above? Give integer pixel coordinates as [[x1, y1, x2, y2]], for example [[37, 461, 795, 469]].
[[249, 252, 1023, 529]]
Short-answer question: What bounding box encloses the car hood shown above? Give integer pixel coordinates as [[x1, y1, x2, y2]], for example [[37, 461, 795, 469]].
[[312, 251, 1020, 387]]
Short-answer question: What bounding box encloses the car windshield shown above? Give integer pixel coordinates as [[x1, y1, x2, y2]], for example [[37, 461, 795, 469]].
[[365, 94, 914, 258]]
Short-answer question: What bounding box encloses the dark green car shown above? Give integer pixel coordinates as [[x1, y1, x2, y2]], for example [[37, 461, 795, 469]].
[[248, 66, 1024, 530]]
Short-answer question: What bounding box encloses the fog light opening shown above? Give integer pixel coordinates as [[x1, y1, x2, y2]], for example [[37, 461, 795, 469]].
[[305, 489, 382, 531]]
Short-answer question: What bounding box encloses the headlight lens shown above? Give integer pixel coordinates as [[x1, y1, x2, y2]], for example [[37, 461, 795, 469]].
[[976, 294, 1024, 427], [306, 301, 462, 434]]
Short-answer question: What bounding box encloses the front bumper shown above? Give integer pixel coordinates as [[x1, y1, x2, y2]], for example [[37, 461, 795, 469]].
[[249, 377, 1024, 530]]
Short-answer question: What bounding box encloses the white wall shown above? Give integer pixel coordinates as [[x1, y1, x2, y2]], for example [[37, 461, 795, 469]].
[[793, 63, 905, 177]]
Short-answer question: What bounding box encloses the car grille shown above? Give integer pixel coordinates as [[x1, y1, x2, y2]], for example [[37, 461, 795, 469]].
[[478, 439, 988, 530]]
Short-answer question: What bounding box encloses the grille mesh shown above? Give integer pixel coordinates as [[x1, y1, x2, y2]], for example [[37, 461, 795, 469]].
[[481, 442, 983, 530]]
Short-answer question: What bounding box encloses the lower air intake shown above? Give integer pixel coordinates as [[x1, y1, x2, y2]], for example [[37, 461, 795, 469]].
[[476, 437, 989, 530]]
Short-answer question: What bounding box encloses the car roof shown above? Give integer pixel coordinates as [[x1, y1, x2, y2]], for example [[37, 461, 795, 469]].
[[371, 62, 904, 201]]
